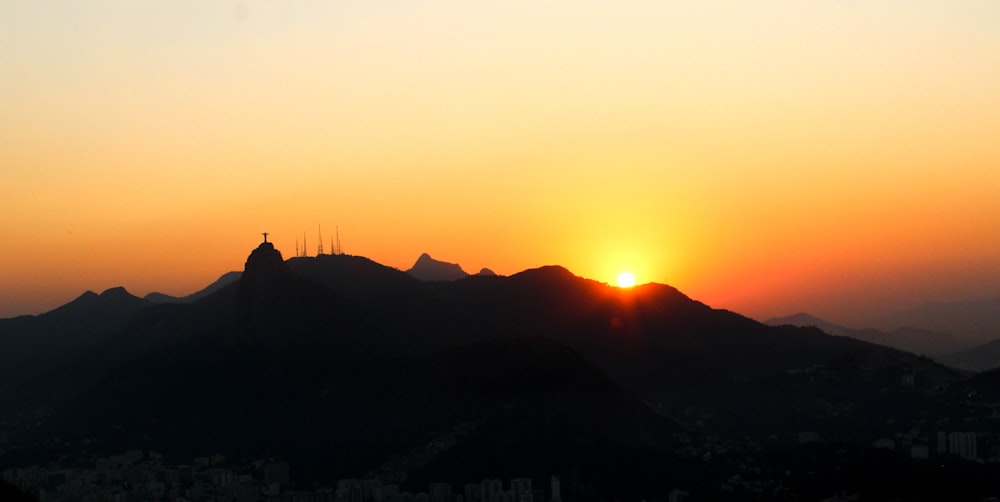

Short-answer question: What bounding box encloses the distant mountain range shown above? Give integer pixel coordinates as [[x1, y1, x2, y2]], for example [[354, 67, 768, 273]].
[[940, 339, 1000, 372], [769, 306, 1000, 372], [3, 243, 997, 499], [871, 298, 1000, 345], [766, 312, 969, 357]]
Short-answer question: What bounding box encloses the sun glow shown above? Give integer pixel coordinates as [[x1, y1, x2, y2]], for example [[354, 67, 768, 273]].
[[616, 272, 636, 288]]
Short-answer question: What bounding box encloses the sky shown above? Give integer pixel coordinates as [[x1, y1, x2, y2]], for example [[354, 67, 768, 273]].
[[2, 1, 999, 325]]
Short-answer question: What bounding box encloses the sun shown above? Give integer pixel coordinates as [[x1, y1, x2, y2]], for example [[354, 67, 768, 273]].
[[616, 271, 636, 288]]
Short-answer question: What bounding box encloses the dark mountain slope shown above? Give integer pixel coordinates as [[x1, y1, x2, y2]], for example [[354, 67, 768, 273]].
[[29, 246, 680, 493], [287, 253, 419, 301], [55, 332, 677, 490], [144, 271, 241, 303], [390, 337, 677, 494], [959, 366, 1000, 401], [278, 256, 961, 422], [941, 338, 1000, 372], [0, 287, 150, 388], [405, 268, 878, 395], [16, 282, 243, 410]]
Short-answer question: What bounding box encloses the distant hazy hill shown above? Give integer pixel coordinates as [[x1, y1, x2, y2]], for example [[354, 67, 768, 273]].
[[145, 271, 242, 303], [941, 339, 1000, 372], [406, 253, 469, 281], [767, 312, 967, 357], [873, 297, 1000, 345]]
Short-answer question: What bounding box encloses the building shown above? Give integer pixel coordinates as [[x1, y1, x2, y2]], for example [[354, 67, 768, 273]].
[[263, 462, 290, 487], [464, 483, 483, 502], [948, 432, 977, 461], [482, 479, 504, 502], [429, 482, 452, 502]]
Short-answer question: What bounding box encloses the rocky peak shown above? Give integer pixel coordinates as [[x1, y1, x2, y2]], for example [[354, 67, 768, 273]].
[[406, 253, 469, 281]]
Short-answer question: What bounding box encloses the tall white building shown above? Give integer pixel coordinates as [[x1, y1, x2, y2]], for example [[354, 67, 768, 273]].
[[948, 431, 978, 460]]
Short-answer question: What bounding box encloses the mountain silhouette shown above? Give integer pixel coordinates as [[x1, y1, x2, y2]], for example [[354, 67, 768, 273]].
[[38, 247, 680, 488], [767, 312, 967, 357], [961, 365, 1000, 400], [940, 338, 1000, 372], [0, 287, 149, 389], [287, 253, 419, 301], [381, 337, 677, 496], [2, 243, 975, 499], [144, 271, 241, 303], [872, 297, 1000, 345], [406, 252, 469, 281]]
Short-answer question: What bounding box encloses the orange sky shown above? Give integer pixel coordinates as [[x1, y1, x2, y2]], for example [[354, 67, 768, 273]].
[[2, 1, 999, 325]]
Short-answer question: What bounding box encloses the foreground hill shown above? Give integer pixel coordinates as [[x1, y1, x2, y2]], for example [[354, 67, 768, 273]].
[[33, 244, 677, 492]]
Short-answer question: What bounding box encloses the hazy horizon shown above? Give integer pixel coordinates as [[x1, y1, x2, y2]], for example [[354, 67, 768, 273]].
[[3, 1, 999, 325]]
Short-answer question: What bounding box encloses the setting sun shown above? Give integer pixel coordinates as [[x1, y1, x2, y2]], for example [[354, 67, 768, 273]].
[[616, 272, 636, 288]]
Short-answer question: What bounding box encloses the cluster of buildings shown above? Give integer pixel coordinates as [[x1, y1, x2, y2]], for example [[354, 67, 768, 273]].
[[3, 451, 285, 501], [2, 451, 562, 502], [807, 428, 982, 462], [938, 431, 978, 461], [334, 477, 556, 502], [867, 429, 982, 461]]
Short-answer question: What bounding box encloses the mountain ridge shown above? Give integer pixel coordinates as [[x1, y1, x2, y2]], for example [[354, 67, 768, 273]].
[[871, 297, 1000, 345], [144, 271, 242, 304], [1, 243, 976, 500], [767, 312, 968, 357]]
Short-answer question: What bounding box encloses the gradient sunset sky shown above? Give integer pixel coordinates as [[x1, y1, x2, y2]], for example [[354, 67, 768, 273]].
[[2, 1, 999, 324]]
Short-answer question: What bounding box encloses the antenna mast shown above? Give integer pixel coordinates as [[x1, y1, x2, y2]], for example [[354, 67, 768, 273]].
[[318, 224, 324, 255]]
